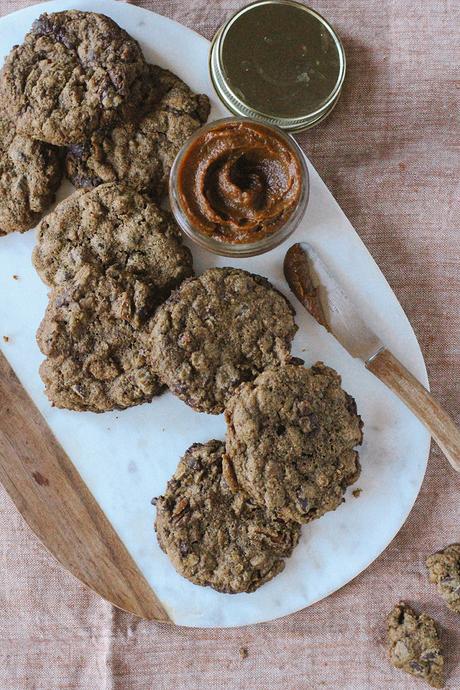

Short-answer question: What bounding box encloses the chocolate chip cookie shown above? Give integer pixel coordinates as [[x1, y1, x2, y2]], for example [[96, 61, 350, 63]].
[[150, 267, 298, 414], [0, 113, 62, 236], [66, 64, 210, 199], [37, 263, 163, 412], [224, 363, 363, 524], [32, 183, 193, 290], [0, 11, 147, 145], [154, 440, 301, 593], [387, 602, 444, 688], [426, 543, 460, 614]]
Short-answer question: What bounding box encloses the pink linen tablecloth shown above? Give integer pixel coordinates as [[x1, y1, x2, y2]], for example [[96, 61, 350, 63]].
[[0, 1, 459, 688]]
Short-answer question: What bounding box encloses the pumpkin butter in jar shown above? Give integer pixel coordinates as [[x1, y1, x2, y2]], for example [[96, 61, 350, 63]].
[[169, 118, 308, 257]]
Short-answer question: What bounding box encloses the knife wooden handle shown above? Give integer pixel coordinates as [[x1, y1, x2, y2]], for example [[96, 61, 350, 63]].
[[367, 348, 460, 472]]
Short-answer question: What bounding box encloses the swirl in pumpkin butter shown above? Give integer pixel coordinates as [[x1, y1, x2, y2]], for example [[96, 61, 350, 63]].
[[176, 120, 303, 244]]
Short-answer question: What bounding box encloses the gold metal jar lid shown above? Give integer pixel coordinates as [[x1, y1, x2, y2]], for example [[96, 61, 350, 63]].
[[210, 0, 346, 132]]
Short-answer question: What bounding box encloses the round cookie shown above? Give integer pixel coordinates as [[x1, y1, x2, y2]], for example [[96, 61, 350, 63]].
[[154, 440, 301, 594], [66, 64, 210, 199], [37, 263, 163, 412], [0, 113, 62, 236], [150, 267, 298, 414], [32, 182, 193, 289], [0, 11, 147, 145], [224, 363, 363, 524]]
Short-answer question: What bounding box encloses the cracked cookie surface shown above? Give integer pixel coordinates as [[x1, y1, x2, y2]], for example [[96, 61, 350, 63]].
[[150, 267, 298, 414], [66, 64, 210, 199], [224, 363, 363, 524], [1, 10, 147, 145], [387, 602, 444, 688], [0, 113, 62, 236], [32, 182, 193, 290], [37, 264, 163, 412], [426, 543, 460, 614], [154, 440, 300, 593]]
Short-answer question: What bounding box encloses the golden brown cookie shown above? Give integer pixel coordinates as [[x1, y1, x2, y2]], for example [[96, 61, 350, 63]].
[[150, 267, 298, 414], [426, 543, 460, 614], [32, 183, 193, 290], [387, 602, 444, 688], [1, 11, 147, 145], [224, 362, 363, 524], [66, 64, 210, 199], [154, 440, 300, 593], [37, 264, 163, 412]]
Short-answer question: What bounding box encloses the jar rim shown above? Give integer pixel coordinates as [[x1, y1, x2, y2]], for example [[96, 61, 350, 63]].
[[209, 0, 346, 132], [169, 117, 310, 258]]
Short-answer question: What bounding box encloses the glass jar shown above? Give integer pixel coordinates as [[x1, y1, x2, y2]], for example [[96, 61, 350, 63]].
[[169, 117, 309, 258], [209, 0, 346, 132]]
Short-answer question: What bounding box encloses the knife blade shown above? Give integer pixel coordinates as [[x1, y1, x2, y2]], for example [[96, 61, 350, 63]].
[[284, 242, 383, 363], [283, 242, 460, 472]]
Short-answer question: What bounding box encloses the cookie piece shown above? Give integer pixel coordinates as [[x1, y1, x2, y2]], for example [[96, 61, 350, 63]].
[[224, 363, 363, 524], [37, 264, 163, 412], [66, 64, 210, 199], [154, 440, 300, 593], [0, 11, 146, 145], [150, 267, 298, 414], [32, 183, 193, 289], [387, 602, 444, 688], [0, 113, 62, 236], [426, 543, 460, 614]]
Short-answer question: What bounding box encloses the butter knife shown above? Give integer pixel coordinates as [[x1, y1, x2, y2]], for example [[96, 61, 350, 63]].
[[284, 243, 460, 472]]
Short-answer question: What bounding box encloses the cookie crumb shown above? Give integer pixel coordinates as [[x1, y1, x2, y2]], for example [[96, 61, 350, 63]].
[[239, 647, 248, 659], [352, 488, 362, 498], [387, 602, 444, 688], [426, 543, 460, 613], [3, 335, 9, 343]]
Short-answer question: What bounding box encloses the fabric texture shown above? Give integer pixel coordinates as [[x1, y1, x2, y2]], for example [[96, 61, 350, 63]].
[[0, 1, 459, 688]]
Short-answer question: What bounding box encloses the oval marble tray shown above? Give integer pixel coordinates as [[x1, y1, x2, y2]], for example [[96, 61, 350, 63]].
[[0, 0, 430, 628]]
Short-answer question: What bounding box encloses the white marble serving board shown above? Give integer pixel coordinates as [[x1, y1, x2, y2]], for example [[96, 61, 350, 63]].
[[0, 0, 431, 628]]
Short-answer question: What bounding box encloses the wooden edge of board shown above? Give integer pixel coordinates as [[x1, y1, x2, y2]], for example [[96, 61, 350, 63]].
[[0, 351, 171, 623]]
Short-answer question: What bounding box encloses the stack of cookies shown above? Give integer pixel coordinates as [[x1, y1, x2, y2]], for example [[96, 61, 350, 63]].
[[0, 10, 210, 410], [0, 10, 210, 237], [144, 264, 362, 595], [33, 183, 195, 412]]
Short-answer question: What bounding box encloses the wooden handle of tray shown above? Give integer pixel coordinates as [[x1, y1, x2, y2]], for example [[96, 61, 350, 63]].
[[367, 348, 460, 472], [0, 351, 170, 622]]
